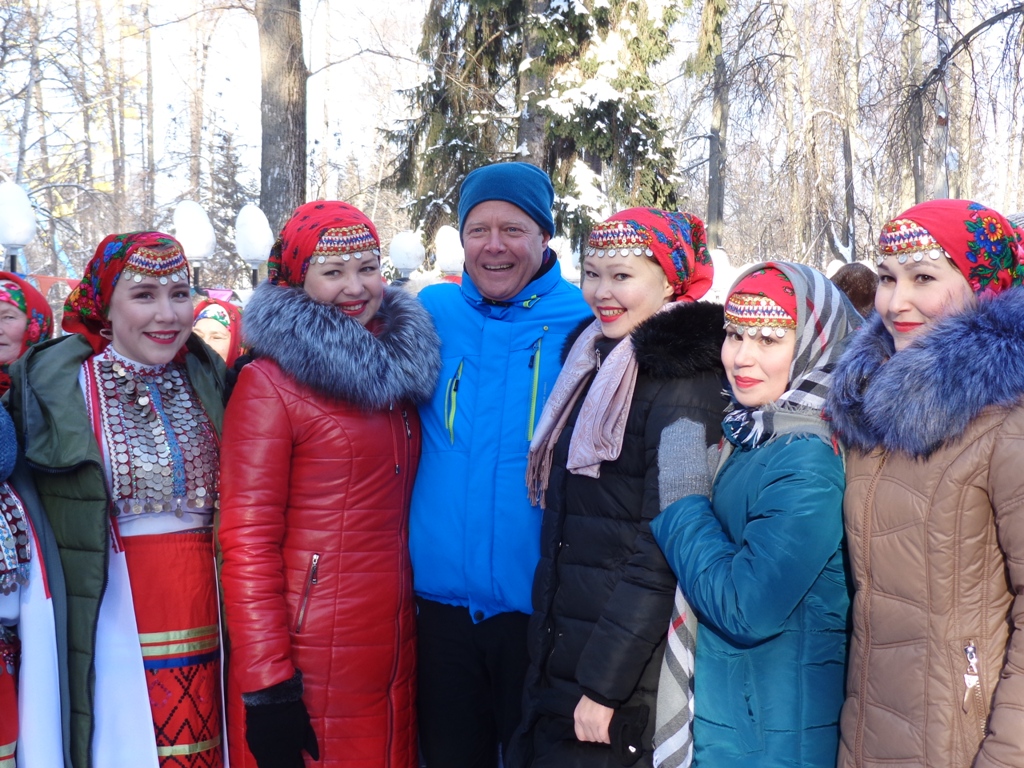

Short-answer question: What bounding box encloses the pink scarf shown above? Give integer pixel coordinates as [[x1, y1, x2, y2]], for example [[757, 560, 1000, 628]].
[[526, 304, 676, 507]]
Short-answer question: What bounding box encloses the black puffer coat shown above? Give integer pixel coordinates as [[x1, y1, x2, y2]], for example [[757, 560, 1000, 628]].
[[511, 301, 726, 768]]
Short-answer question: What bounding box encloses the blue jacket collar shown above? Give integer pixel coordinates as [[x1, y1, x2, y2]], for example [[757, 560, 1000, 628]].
[[461, 253, 566, 312]]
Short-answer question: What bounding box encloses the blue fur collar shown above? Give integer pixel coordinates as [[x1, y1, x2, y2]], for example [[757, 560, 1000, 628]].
[[826, 289, 1024, 457], [242, 282, 441, 408]]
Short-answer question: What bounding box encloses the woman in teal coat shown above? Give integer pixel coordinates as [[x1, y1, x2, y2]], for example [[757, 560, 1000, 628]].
[[651, 263, 860, 767]]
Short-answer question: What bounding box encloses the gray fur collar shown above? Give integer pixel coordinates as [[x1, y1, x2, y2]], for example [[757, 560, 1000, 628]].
[[243, 282, 441, 408], [826, 289, 1024, 457]]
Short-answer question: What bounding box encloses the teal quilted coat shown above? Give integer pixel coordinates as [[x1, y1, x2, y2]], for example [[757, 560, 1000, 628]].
[[651, 434, 848, 768]]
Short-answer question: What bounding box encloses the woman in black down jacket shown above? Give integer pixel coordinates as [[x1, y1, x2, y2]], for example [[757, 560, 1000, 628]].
[[513, 208, 725, 767]]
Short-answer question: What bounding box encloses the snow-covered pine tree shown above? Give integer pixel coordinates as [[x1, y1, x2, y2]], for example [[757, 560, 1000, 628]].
[[386, 0, 525, 243], [204, 130, 259, 288], [388, 0, 680, 249], [533, 0, 680, 248]]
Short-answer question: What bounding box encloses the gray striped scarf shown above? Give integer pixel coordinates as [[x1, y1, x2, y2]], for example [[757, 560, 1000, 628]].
[[721, 262, 862, 448]]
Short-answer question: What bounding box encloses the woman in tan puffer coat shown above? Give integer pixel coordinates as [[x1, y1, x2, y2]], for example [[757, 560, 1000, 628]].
[[826, 199, 1024, 768]]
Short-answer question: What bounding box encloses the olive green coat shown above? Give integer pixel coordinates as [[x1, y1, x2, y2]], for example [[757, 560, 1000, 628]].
[[6, 333, 224, 768]]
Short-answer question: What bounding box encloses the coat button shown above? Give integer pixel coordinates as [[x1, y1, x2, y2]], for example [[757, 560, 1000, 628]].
[[474, 610, 484, 621]]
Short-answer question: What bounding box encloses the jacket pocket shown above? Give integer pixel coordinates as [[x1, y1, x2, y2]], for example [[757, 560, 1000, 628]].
[[294, 553, 320, 635], [723, 653, 764, 754], [947, 638, 988, 759], [444, 359, 464, 445]]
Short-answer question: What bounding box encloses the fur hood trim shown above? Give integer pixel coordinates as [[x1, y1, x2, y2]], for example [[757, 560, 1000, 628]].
[[243, 282, 441, 408], [562, 300, 725, 380], [826, 289, 1024, 457]]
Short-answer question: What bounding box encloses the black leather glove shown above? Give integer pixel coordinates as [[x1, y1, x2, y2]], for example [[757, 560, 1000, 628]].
[[609, 704, 649, 767], [244, 698, 320, 767]]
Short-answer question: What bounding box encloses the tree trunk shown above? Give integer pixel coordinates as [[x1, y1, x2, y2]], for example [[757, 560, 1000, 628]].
[[515, 0, 550, 167], [74, 0, 95, 200], [828, 0, 867, 262], [188, 9, 218, 199], [903, 0, 926, 205], [34, 81, 58, 276], [143, 0, 156, 224], [15, 3, 40, 185], [931, 0, 952, 199], [116, 0, 127, 223], [706, 53, 729, 249], [92, 0, 123, 229], [256, 0, 309, 233]]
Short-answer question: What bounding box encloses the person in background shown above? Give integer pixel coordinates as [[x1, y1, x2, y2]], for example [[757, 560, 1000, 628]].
[[7, 232, 226, 768], [192, 297, 243, 366], [410, 162, 592, 767], [218, 201, 440, 768], [827, 200, 1024, 768], [511, 208, 724, 768], [652, 263, 860, 768], [0, 273, 54, 396], [830, 262, 878, 318], [0, 404, 67, 768]]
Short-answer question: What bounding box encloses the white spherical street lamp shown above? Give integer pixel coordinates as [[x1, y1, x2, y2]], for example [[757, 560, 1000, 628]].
[[389, 231, 425, 280], [0, 181, 37, 273], [434, 225, 464, 276], [235, 204, 274, 288], [173, 201, 217, 288]]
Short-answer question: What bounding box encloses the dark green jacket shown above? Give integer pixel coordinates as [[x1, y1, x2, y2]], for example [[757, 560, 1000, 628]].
[[6, 333, 225, 768]]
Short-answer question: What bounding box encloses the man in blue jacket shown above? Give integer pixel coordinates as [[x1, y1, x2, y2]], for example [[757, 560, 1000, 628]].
[[411, 162, 591, 767]]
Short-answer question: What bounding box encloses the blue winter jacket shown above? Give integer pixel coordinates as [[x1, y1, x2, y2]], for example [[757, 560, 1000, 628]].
[[410, 260, 592, 621], [651, 434, 848, 768]]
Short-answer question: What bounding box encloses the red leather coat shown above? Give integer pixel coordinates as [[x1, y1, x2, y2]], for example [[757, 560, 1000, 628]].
[[218, 284, 440, 768]]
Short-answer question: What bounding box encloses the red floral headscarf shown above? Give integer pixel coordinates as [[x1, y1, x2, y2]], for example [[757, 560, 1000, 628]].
[[0, 272, 54, 356], [267, 201, 381, 288], [586, 208, 714, 302], [878, 199, 1024, 298], [63, 231, 190, 353], [0, 272, 54, 395], [192, 297, 243, 367]]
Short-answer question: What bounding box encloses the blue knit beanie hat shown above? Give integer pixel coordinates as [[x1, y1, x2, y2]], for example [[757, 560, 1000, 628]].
[[458, 162, 556, 238]]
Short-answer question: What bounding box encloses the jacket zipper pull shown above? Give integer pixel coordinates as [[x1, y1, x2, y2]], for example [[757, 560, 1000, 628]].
[[390, 403, 400, 474], [963, 643, 980, 712]]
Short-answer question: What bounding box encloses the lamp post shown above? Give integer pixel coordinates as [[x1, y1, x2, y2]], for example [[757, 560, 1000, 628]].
[[0, 181, 37, 273], [434, 225, 464, 278], [389, 231, 425, 281], [173, 201, 216, 289], [235, 204, 274, 288]]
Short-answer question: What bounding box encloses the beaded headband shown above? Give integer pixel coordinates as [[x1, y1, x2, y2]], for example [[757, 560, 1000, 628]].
[[311, 225, 381, 264], [724, 293, 796, 338], [876, 218, 948, 266], [121, 243, 190, 285], [586, 220, 655, 259]]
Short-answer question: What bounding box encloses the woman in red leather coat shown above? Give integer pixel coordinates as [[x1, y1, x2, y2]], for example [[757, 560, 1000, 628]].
[[218, 201, 441, 768]]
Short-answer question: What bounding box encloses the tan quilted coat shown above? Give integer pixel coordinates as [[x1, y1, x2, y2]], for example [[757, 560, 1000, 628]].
[[827, 300, 1024, 768], [840, 407, 1024, 767]]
